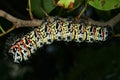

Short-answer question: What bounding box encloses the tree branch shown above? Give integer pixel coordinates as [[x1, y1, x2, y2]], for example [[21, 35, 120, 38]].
[[88, 13, 120, 29], [107, 13, 120, 27], [0, 10, 120, 37], [0, 10, 42, 28]]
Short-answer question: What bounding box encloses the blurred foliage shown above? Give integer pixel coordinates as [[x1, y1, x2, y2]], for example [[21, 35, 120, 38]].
[[88, 0, 120, 11], [31, 0, 56, 18], [0, 0, 120, 80]]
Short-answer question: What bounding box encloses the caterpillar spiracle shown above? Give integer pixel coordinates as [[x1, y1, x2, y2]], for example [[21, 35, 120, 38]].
[[8, 17, 112, 63]]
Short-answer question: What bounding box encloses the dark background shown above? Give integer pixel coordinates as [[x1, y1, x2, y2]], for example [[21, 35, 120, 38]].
[[0, 0, 120, 80]]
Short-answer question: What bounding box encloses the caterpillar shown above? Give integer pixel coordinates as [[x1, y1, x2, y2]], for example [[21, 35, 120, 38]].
[[8, 17, 112, 63]]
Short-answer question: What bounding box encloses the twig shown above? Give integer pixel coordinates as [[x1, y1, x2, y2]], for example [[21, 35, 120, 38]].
[[0, 10, 42, 28], [40, 7, 49, 17], [0, 10, 120, 37], [0, 10, 42, 37], [0, 25, 6, 33], [0, 25, 15, 37], [106, 13, 120, 27], [76, 2, 88, 19], [26, 0, 34, 19], [113, 34, 120, 37], [88, 13, 120, 29], [87, 18, 106, 26]]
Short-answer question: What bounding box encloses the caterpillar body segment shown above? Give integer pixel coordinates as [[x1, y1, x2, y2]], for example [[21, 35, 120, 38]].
[[8, 17, 111, 63]]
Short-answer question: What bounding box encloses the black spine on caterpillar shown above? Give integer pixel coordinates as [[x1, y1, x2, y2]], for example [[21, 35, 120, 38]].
[[8, 17, 112, 63]]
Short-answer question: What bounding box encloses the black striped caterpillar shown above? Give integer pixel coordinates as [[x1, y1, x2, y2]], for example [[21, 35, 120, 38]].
[[8, 17, 112, 63]]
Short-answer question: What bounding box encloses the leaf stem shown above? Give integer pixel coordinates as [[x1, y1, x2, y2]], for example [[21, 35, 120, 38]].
[[0, 25, 15, 37], [76, 1, 88, 19], [0, 25, 6, 34], [27, 0, 34, 19]]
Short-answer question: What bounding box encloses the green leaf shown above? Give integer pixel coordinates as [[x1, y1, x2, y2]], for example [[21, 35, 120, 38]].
[[56, 0, 75, 9], [31, 0, 56, 18], [88, 0, 120, 11]]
